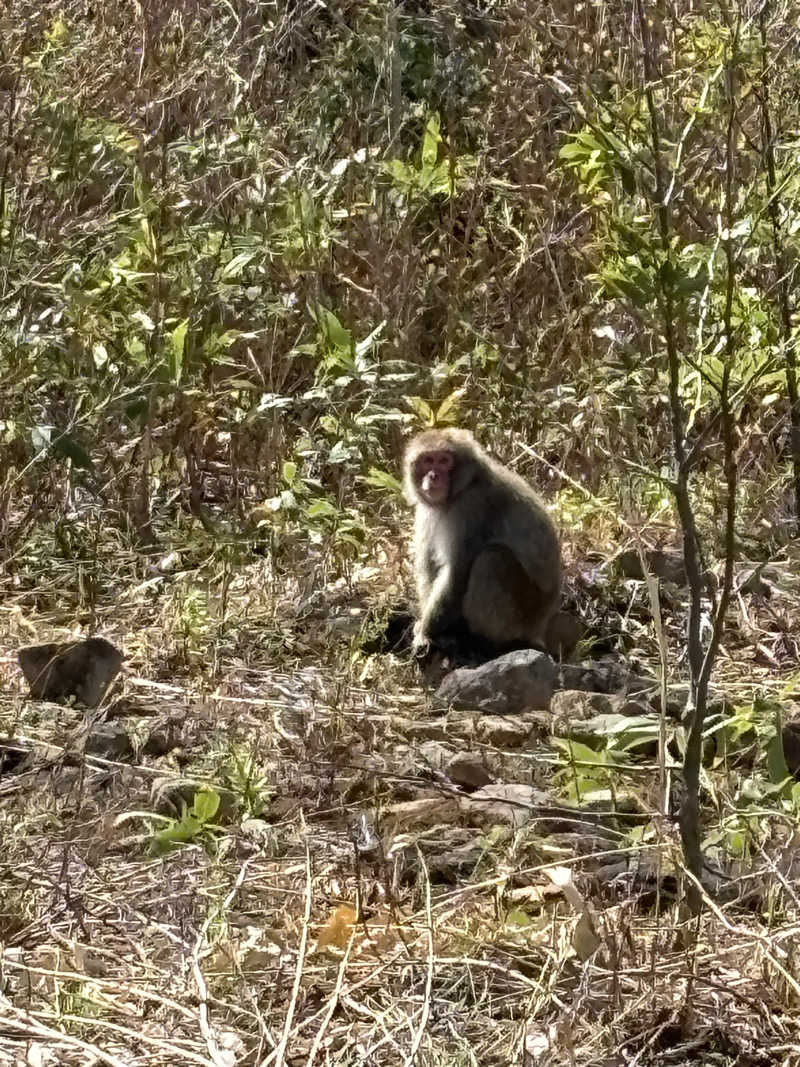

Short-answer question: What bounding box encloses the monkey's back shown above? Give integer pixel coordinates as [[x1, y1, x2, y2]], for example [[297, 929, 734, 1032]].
[[470, 461, 560, 592]]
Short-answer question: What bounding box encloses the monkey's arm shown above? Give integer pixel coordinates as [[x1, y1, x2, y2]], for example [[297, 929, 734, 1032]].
[[418, 560, 469, 641]]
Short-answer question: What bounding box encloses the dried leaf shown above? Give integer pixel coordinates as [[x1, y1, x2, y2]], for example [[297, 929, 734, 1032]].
[[316, 905, 357, 951]]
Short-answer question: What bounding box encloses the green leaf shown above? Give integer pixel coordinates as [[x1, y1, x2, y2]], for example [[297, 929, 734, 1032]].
[[505, 908, 534, 928], [435, 388, 466, 425], [590, 713, 661, 751], [327, 440, 351, 463], [313, 307, 351, 350], [407, 396, 435, 424], [169, 318, 188, 384], [192, 788, 220, 823], [558, 140, 590, 163], [362, 467, 404, 494], [552, 738, 605, 764], [306, 498, 339, 519], [282, 461, 298, 485], [153, 815, 202, 853], [221, 250, 259, 280], [383, 159, 415, 186], [421, 113, 441, 168]]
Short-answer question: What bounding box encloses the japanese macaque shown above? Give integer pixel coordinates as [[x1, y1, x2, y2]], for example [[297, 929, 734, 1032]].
[[404, 428, 561, 663]]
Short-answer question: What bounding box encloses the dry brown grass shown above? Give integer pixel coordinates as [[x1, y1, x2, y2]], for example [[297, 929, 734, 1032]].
[[3, 546, 800, 1067]]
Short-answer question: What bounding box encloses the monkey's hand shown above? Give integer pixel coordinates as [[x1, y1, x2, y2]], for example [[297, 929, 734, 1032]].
[[412, 618, 431, 657]]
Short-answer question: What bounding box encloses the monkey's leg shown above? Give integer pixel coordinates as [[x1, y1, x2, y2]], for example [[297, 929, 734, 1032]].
[[463, 544, 556, 650]]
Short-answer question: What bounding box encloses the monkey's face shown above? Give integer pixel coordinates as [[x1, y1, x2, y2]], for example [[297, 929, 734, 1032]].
[[414, 449, 454, 507]]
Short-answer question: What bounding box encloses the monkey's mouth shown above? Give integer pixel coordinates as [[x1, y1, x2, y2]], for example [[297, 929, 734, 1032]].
[[421, 472, 449, 504]]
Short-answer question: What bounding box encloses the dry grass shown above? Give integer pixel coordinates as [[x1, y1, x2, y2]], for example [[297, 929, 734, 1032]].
[[3, 547, 800, 1067]]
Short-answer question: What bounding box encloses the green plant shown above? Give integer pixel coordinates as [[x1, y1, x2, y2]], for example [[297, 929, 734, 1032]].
[[151, 788, 222, 855], [552, 715, 666, 804], [222, 748, 273, 820]]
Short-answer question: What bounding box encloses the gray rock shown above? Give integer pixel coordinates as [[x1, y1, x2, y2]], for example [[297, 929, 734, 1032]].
[[610, 694, 653, 717], [85, 722, 134, 761], [460, 784, 549, 829], [393, 716, 450, 742], [617, 548, 686, 585], [423, 833, 487, 882], [551, 690, 653, 720], [418, 740, 450, 770], [550, 690, 615, 720], [462, 784, 634, 835], [142, 716, 184, 758], [435, 649, 555, 714], [18, 637, 123, 707], [558, 657, 655, 696], [475, 715, 531, 748], [445, 751, 494, 790]]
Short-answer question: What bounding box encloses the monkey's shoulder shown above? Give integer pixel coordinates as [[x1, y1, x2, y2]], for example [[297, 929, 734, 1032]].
[[462, 471, 548, 514]]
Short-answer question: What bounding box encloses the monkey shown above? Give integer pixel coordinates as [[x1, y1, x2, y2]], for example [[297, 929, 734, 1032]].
[[404, 428, 561, 665]]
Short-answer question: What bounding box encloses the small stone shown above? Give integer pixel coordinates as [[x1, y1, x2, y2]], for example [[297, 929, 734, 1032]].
[[386, 797, 461, 830], [435, 649, 555, 714], [476, 715, 531, 748], [85, 722, 134, 761], [647, 690, 686, 719], [617, 548, 686, 585], [18, 637, 123, 707], [550, 690, 615, 719], [610, 695, 652, 717], [460, 784, 549, 830], [157, 552, 181, 574], [142, 716, 184, 757], [393, 717, 450, 742], [445, 751, 494, 791], [418, 740, 450, 770], [558, 658, 656, 696]]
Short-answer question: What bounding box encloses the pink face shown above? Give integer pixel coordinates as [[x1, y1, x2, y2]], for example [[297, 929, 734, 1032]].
[[416, 449, 453, 506]]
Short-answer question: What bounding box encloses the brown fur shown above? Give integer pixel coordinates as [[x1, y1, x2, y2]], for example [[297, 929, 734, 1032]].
[[404, 428, 561, 657]]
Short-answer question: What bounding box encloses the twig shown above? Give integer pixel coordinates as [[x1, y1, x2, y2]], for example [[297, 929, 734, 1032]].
[[0, 1002, 131, 1067], [403, 849, 435, 1066], [192, 858, 254, 1065], [264, 838, 313, 1067], [304, 925, 356, 1066]]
